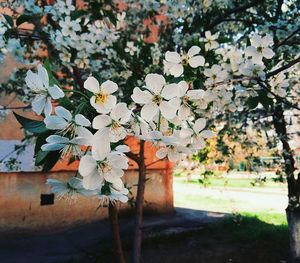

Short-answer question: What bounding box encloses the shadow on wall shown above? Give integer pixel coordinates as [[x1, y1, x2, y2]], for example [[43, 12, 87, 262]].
[[0, 170, 173, 234]]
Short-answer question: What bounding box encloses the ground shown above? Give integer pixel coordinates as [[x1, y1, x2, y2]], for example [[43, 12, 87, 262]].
[[95, 175, 289, 263], [0, 173, 290, 263]]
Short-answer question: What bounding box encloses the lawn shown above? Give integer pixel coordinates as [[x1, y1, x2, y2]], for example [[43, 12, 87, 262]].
[[174, 175, 286, 189]]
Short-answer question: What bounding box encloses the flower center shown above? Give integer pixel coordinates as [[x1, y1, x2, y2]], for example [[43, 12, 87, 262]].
[[257, 46, 263, 53], [182, 95, 190, 105], [182, 55, 189, 65], [99, 162, 111, 173], [111, 121, 121, 130], [95, 91, 108, 105], [152, 94, 162, 104]]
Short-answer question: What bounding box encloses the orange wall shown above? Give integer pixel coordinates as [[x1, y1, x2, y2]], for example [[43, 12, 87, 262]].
[[0, 170, 173, 233]]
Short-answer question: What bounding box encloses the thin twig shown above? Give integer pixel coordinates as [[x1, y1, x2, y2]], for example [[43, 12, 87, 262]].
[[258, 81, 300, 112], [0, 105, 31, 110]]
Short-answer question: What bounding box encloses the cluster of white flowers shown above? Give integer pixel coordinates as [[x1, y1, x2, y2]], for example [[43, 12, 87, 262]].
[[22, 29, 282, 203], [44, 1, 120, 69]]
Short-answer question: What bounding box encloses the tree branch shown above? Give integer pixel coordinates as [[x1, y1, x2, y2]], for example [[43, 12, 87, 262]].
[[266, 56, 300, 78], [125, 151, 139, 164], [258, 81, 300, 112], [207, 0, 264, 29], [275, 27, 300, 49], [0, 105, 31, 110]]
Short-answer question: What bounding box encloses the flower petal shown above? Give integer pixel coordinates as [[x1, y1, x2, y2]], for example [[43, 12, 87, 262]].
[[75, 114, 91, 127], [145, 73, 166, 94], [161, 83, 179, 100], [101, 80, 118, 94], [55, 106, 72, 121], [141, 103, 159, 122], [44, 97, 52, 116], [165, 51, 181, 63], [159, 99, 180, 120], [79, 155, 98, 177], [92, 114, 112, 130], [25, 70, 44, 91], [48, 85, 64, 99], [110, 102, 131, 123], [156, 147, 168, 159], [103, 95, 116, 111], [84, 76, 100, 93], [46, 135, 69, 143], [37, 64, 49, 88], [41, 143, 65, 151], [200, 130, 215, 138], [169, 64, 184, 77], [32, 95, 46, 115], [187, 46, 201, 58], [82, 173, 103, 190], [189, 55, 205, 68], [92, 127, 111, 161], [110, 126, 127, 142], [187, 89, 205, 99], [131, 87, 152, 104], [168, 149, 180, 162], [194, 118, 206, 133], [178, 81, 189, 96], [44, 115, 68, 130]]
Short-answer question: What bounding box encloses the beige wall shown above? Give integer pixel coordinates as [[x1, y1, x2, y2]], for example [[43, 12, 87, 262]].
[[0, 169, 173, 233]]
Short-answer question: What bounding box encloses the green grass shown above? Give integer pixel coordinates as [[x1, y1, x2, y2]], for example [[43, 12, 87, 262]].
[[175, 177, 286, 189]]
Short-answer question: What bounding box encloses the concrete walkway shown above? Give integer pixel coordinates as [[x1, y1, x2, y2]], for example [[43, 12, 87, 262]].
[[0, 182, 288, 263]]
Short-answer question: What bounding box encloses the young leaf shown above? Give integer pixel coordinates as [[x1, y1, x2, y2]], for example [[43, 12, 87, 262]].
[[14, 112, 48, 134], [3, 14, 13, 28], [42, 151, 61, 172], [16, 14, 41, 27], [43, 59, 60, 86], [35, 150, 49, 166]]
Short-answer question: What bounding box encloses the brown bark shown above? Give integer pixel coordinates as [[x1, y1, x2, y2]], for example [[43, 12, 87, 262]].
[[272, 103, 298, 202], [272, 102, 300, 262], [108, 202, 126, 263], [131, 140, 146, 263]]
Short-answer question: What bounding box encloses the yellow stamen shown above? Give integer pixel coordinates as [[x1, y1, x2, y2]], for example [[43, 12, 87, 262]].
[[152, 94, 162, 104], [95, 92, 108, 105]]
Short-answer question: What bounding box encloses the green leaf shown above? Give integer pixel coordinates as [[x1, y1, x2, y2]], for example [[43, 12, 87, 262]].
[[16, 14, 40, 27], [34, 131, 53, 155], [247, 96, 259, 109], [70, 10, 87, 20], [43, 59, 60, 86], [35, 150, 49, 166], [257, 90, 273, 110], [3, 14, 13, 28], [58, 96, 74, 111], [42, 151, 61, 172], [14, 112, 48, 134]]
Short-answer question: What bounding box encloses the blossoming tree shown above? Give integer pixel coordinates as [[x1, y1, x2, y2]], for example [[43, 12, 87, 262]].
[[1, 0, 300, 262]]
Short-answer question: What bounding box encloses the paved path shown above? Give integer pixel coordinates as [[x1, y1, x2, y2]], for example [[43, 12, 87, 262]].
[[0, 182, 288, 263], [0, 208, 226, 263]]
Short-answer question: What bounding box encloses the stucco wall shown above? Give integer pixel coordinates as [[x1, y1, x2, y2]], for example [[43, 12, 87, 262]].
[[0, 169, 173, 233]]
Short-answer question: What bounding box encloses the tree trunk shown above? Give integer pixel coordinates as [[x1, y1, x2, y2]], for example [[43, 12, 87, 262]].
[[109, 202, 126, 263], [132, 140, 146, 263], [287, 209, 300, 262], [272, 103, 300, 262]]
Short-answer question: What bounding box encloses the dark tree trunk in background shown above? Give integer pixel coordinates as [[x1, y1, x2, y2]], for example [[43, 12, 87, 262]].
[[287, 209, 300, 262], [109, 202, 126, 263], [273, 103, 300, 262], [132, 140, 146, 263]]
